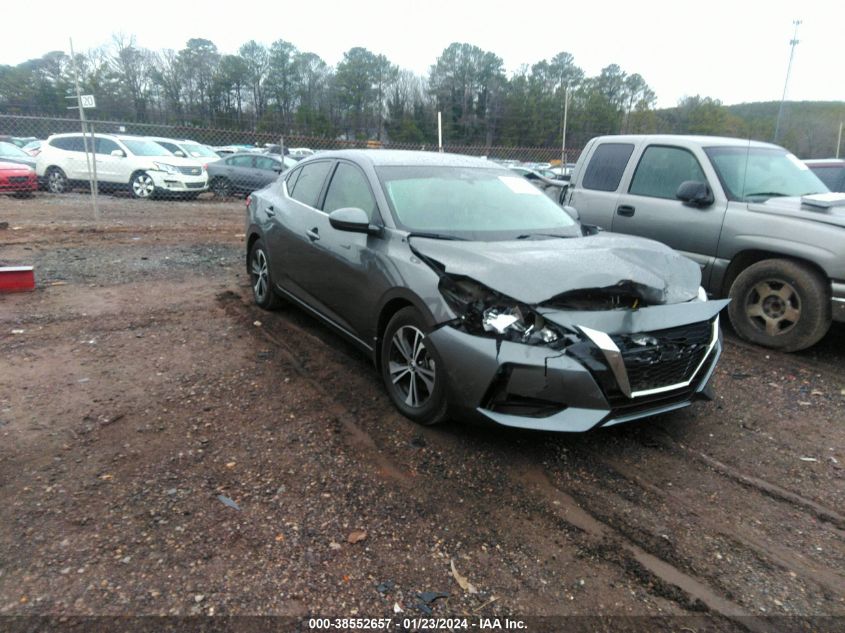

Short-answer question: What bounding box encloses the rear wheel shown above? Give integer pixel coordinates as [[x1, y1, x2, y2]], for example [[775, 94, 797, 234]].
[[727, 259, 830, 352], [130, 172, 155, 199], [46, 167, 68, 194], [380, 307, 448, 425], [211, 177, 232, 198], [249, 239, 282, 310]]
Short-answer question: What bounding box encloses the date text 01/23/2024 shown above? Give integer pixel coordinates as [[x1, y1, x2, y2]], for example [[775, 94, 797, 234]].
[[307, 617, 528, 630]]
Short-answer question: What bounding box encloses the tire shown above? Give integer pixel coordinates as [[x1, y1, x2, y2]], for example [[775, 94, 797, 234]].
[[45, 167, 68, 194], [211, 177, 232, 198], [380, 307, 448, 425], [248, 239, 282, 310], [727, 259, 831, 352], [130, 172, 156, 199]]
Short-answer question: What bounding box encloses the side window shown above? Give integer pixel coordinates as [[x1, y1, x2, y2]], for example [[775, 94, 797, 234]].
[[95, 138, 120, 155], [810, 166, 842, 191], [323, 163, 378, 219], [52, 137, 85, 152], [289, 161, 332, 207], [230, 155, 254, 168], [629, 145, 707, 200], [285, 167, 302, 194], [582, 143, 635, 192], [254, 156, 278, 171]]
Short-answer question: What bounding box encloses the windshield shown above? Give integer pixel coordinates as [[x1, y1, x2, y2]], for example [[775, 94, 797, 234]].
[[376, 166, 580, 240], [0, 142, 30, 158], [181, 142, 219, 158], [705, 146, 828, 201], [122, 139, 171, 157]]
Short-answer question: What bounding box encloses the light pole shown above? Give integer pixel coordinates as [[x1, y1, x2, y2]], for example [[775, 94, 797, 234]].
[[773, 19, 801, 144]]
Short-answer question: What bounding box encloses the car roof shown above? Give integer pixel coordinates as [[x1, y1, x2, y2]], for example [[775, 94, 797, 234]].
[[300, 149, 499, 168], [591, 134, 783, 150]]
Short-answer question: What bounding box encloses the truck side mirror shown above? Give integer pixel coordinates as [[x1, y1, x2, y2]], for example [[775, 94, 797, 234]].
[[676, 181, 714, 207]]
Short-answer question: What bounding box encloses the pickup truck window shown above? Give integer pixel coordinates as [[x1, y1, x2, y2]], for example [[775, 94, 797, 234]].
[[582, 143, 634, 192], [629, 145, 707, 200], [704, 146, 827, 201]]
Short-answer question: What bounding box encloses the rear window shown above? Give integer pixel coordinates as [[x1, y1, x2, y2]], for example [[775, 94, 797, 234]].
[[582, 143, 634, 192]]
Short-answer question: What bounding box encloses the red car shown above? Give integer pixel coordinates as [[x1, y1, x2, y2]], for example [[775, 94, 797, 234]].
[[0, 160, 37, 195]]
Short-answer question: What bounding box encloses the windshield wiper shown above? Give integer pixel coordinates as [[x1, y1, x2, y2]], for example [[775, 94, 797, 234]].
[[515, 232, 575, 240], [743, 191, 789, 199], [406, 232, 467, 241]]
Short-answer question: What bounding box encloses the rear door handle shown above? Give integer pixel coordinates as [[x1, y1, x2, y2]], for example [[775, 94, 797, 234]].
[[265, 205, 275, 217], [306, 228, 320, 241], [617, 205, 635, 217]]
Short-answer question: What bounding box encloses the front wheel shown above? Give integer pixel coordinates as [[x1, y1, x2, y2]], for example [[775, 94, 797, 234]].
[[130, 172, 156, 199], [380, 307, 448, 425], [727, 259, 831, 352]]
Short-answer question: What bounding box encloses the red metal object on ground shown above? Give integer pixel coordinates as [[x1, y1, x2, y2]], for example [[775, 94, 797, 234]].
[[0, 266, 35, 292]]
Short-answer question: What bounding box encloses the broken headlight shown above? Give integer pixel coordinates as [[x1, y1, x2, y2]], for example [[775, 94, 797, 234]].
[[439, 275, 569, 346]]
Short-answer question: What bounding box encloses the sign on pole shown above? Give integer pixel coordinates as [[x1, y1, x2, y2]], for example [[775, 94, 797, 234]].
[[79, 95, 96, 109]]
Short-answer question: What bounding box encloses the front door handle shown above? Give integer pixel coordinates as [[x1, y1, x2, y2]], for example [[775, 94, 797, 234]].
[[306, 228, 320, 241], [265, 205, 275, 217], [617, 205, 635, 217]]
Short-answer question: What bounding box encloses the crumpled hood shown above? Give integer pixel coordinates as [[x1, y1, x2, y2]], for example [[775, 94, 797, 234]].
[[411, 233, 701, 305], [748, 195, 845, 228]]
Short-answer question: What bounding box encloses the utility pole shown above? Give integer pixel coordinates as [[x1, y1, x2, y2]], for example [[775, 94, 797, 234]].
[[773, 19, 801, 144], [560, 86, 570, 173], [837, 121, 843, 159]]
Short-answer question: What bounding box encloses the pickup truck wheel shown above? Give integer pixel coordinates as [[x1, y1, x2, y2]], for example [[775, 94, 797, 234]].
[[728, 259, 831, 352]]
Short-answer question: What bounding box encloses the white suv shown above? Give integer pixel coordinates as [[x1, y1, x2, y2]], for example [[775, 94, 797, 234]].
[[36, 133, 208, 199], [145, 137, 221, 162]]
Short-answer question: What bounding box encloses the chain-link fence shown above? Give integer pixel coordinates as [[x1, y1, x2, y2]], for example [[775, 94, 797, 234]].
[[0, 114, 581, 203]]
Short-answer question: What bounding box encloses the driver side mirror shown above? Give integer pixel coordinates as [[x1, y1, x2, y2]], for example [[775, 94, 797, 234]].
[[329, 207, 382, 236], [110, 149, 125, 158], [174, 150, 186, 158], [676, 180, 714, 207]]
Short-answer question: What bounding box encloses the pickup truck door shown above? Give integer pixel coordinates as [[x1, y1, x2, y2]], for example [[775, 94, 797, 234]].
[[611, 143, 728, 287], [567, 141, 636, 230]]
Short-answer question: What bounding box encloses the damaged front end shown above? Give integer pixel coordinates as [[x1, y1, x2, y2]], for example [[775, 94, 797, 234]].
[[427, 272, 726, 432], [438, 275, 573, 348]]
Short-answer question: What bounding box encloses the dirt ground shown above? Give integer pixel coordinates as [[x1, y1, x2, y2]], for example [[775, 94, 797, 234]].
[[1, 193, 843, 631]]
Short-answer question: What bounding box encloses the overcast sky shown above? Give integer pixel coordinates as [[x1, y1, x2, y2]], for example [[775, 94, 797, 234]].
[[2, 0, 841, 108]]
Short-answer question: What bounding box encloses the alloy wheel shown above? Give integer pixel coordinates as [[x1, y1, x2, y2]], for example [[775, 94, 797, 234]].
[[745, 279, 801, 337], [388, 325, 436, 408], [48, 170, 66, 193], [132, 174, 155, 198], [250, 248, 269, 304]]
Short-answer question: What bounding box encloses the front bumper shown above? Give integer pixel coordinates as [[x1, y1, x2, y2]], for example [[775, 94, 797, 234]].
[[149, 171, 208, 193], [0, 173, 37, 193], [831, 282, 845, 323], [428, 310, 724, 433]]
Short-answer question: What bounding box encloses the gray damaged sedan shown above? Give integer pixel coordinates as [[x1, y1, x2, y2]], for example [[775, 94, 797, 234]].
[[245, 151, 727, 432]]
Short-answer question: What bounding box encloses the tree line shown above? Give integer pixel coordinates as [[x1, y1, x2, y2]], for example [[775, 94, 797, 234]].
[[0, 35, 841, 156]]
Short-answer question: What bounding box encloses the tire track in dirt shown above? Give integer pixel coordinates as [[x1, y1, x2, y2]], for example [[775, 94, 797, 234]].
[[216, 290, 412, 487], [594, 453, 845, 597], [652, 427, 845, 531], [514, 463, 781, 633]]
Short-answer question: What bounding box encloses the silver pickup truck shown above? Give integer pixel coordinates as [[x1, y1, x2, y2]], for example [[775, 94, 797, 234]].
[[563, 134, 845, 351]]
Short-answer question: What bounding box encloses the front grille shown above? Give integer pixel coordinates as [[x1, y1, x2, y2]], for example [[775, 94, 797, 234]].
[[185, 182, 205, 189], [8, 176, 30, 183], [612, 320, 713, 393], [178, 166, 202, 176]]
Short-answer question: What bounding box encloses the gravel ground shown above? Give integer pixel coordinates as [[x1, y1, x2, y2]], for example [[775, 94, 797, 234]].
[[0, 193, 843, 632]]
